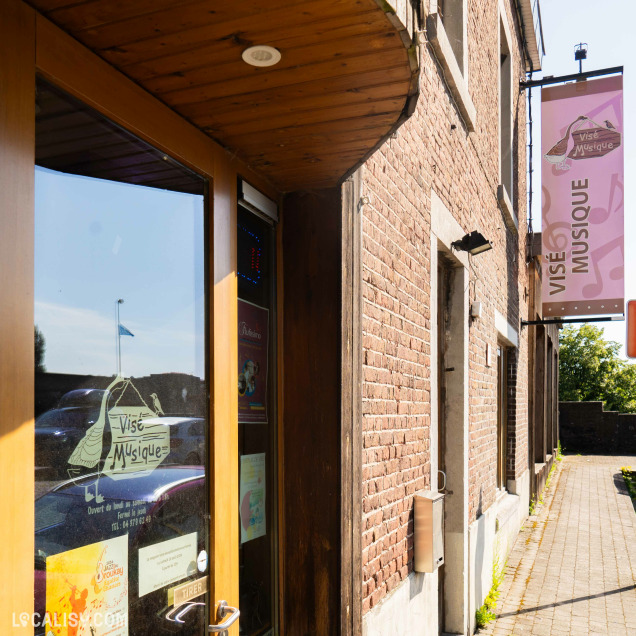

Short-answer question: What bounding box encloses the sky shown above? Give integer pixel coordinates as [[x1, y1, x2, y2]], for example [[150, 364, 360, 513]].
[[35, 167, 205, 378], [532, 0, 633, 356]]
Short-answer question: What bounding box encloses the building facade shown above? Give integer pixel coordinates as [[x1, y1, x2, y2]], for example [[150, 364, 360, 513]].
[[357, 2, 553, 633], [0, 0, 557, 635]]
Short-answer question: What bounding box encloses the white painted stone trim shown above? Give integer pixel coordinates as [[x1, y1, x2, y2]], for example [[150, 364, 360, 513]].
[[431, 191, 469, 269], [468, 468, 529, 634], [362, 571, 437, 636], [426, 12, 476, 132], [430, 189, 470, 634], [495, 308, 518, 348], [497, 184, 518, 232]]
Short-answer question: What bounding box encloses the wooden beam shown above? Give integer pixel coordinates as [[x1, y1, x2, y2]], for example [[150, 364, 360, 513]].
[[341, 172, 363, 636], [0, 0, 35, 631], [210, 160, 240, 635]]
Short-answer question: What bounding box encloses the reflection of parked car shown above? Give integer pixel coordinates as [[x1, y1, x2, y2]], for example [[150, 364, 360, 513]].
[[35, 389, 109, 478], [35, 466, 207, 635], [153, 417, 206, 466], [57, 388, 108, 409]]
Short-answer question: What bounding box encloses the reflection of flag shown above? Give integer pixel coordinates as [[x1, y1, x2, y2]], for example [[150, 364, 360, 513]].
[[118, 323, 134, 337]]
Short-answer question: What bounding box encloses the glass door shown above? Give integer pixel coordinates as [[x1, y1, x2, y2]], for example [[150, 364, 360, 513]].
[[34, 79, 212, 636]]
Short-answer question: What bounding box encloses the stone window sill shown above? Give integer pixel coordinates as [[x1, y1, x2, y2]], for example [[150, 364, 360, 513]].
[[497, 184, 518, 231], [426, 12, 476, 132]]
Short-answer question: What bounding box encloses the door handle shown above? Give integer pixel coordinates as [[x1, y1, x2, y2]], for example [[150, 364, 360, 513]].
[[438, 470, 453, 495], [209, 600, 240, 634], [175, 602, 205, 624], [165, 601, 205, 624], [438, 470, 446, 492]]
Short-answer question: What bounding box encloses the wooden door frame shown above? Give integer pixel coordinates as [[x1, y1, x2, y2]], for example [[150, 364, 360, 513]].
[[341, 173, 363, 636], [0, 1, 36, 630], [1, 3, 279, 631]]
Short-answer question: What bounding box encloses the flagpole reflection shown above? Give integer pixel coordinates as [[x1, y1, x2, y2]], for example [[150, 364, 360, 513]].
[[116, 299, 135, 376], [116, 298, 123, 375]]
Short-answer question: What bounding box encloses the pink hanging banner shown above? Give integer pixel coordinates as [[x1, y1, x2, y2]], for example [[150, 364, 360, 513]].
[[541, 76, 624, 317]]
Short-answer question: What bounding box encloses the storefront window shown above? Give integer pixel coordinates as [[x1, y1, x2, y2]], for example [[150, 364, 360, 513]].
[[34, 80, 208, 635], [238, 205, 277, 636]]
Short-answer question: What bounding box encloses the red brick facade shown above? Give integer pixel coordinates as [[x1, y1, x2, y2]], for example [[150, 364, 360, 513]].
[[359, 0, 532, 611]]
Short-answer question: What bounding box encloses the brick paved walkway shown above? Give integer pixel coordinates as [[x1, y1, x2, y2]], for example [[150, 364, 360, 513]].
[[480, 455, 636, 636]]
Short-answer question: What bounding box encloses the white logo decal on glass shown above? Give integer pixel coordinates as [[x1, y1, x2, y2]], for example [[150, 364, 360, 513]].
[[68, 376, 170, 501]]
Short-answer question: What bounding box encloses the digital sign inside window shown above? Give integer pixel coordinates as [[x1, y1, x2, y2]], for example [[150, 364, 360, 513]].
[[238, 223, 263, 288]]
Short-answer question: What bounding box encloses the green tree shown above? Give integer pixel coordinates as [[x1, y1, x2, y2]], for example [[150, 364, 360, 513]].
[[35, 325, 46, 373], [559, 324, 636, 413]]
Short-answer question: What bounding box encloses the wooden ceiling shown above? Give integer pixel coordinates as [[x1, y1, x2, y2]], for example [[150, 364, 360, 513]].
[[28, 0, 417, 192]]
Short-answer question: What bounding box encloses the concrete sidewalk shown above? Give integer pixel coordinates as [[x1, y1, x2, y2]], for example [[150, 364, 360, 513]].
[[480, 455, 636, 636]]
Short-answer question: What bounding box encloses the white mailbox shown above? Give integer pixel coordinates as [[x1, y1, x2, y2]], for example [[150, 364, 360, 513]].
[[414, 490, 444, 573]]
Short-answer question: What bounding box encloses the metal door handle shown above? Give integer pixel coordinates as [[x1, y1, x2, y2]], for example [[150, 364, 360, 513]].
[[209, 600, 240, 634], [175, 602, 205, 623], [438, 469, 446, 492], [165, 601, 205, 624]]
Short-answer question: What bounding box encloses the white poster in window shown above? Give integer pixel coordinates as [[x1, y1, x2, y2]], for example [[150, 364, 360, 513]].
[[138, 532, 198, 597], [240, 453, 266, 544]]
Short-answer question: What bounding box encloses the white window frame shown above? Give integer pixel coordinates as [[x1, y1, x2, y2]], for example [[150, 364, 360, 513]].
[[497, 1, 517, 231]]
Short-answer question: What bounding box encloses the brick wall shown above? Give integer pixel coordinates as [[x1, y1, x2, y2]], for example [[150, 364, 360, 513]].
[[359, 0, 531, 612], [560, 402, 636, 455]]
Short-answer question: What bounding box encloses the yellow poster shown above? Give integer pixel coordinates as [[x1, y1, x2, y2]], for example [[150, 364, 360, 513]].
[[46, 535, 128, 636], [239, 453, 266, 544]]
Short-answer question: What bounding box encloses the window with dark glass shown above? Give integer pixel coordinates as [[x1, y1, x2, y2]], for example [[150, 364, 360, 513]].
[[237, 203, 277, 636], [500, 18, 513, 201], [497, 344, 508, 490]]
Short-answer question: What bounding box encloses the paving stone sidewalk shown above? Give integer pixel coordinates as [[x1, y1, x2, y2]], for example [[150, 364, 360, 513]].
[[480, 455, 636, 636]]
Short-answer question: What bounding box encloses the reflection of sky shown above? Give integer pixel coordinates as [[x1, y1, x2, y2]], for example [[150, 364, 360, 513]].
[[35, 166, 205, 377], [532, 1, 634, 356]]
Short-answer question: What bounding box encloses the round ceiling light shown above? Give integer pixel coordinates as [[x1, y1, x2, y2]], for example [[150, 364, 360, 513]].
[[242, 45, 282, 67]]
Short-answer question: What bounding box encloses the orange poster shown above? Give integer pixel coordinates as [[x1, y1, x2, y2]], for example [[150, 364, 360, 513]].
[[45, 535, 128, 636]]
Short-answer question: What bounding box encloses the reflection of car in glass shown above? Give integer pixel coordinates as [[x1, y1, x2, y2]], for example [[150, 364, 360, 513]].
[[35, 389, 109, 478], [35, 466, 207, 635], [155, 417, 206, 466]]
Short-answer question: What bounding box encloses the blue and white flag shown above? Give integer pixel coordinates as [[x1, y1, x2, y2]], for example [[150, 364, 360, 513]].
[[118, 323, 134, 337]]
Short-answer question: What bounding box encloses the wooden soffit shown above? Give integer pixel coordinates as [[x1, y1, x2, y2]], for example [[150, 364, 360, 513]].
[[28, 0, 419, 191]]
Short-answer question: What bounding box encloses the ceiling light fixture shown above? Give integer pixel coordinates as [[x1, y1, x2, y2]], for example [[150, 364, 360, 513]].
[[242, 45, 282, 67], [451, 231, 493, 255]]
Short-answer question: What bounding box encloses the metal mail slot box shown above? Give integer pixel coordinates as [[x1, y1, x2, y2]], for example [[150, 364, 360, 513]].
[[414, 490, 444, 573]]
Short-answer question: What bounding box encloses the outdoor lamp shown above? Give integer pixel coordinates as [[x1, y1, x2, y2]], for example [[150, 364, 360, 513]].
[[451, 231, 492, 255]]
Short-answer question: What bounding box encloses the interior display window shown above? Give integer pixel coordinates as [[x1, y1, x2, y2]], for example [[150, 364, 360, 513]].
[[34, 79, 208, 635], [237, 205, 277, 636]]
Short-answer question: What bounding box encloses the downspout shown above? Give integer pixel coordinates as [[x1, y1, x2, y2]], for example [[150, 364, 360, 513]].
[[511, 0, 537, 250]]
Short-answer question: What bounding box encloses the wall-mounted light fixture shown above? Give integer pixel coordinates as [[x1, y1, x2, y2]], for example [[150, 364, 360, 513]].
[[451, 231, 492, 256]]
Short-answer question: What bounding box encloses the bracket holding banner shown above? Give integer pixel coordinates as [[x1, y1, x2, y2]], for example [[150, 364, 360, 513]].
[[521, 315, 624, 327], [520, 65, 623, 90]]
